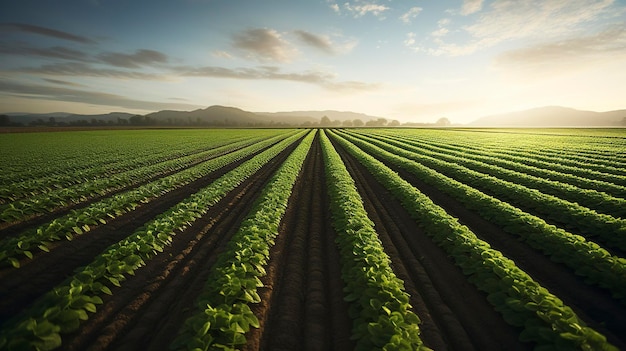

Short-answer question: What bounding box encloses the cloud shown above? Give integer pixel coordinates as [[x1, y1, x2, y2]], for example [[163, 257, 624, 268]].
[[0, 23, 96, 44], [344, 3, 389, 18], [460, 0, 484, 15], [19, 62, 166, 80], [495, 25, 626, 73], [294, 30, 335, 54], [212, 50, 233, 59], [293, 30, 356, 55], [98, 49, 168, 68], [0, 43, 90, 61], [175, 64, 378, 92], [0, 80, 201, 111], [400, 7, 423, 23], [42, 78, 86, 87], [404, 32, 417, 47], [428, 0, 619, 56], [330, 3, 340, 13], [232, 28, 297, 62]]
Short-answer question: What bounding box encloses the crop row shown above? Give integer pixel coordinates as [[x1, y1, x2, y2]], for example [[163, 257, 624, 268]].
[[0, 136, 263, 223], [348, 131, 626, 251], [328, 130, 618, 350], [0, 131, 298, 268], [0, 134, 255, 205], [376, 131, 626, 198], [320, 130, 427, 350], [335, 130, 626, 304], [362, 131, 626, 219], [171, 130, 316, 350], [0, 130, 307, 350], [398, 130, 626, 176]]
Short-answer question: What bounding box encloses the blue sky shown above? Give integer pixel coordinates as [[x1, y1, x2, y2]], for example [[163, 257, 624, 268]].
[[1, 0, 625, 123]]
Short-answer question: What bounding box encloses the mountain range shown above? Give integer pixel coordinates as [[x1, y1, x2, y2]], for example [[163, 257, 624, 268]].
[[3, 105, 625, 127]]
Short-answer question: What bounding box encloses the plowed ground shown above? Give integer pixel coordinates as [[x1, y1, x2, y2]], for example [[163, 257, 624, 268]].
[[3, 133, 625, 350]]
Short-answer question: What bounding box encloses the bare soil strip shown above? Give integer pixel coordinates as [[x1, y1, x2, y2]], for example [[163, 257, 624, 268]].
[[383, 158, 626, 349], [58, 137, 301, 351], [0, 138, 267, 236], [334, 138, 531, 351], [245, 133, 353, 351], [0, 141, 275, 325]]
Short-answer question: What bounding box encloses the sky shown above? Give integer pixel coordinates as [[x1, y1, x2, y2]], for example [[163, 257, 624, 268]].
[[0, 0, 625, 123]]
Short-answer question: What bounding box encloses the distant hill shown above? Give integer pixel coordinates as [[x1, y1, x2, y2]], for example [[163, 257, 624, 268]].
[[257, 110, 383, 123], [145, 105, 265, 125], [469, 106, 626, 127]]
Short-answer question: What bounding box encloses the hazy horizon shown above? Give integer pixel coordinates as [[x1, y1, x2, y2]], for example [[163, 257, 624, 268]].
[[1, 0, 625, 124]]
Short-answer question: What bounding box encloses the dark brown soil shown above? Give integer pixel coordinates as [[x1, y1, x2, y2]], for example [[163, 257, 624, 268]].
[[0, 138, 264, 236], [245, 132, 354, 351], [397, 165, 626, 347], [0, 139, 277, 325], [59, 135, 301, 351], [348, 135, 626, 349], [332, 136, 531, 351]]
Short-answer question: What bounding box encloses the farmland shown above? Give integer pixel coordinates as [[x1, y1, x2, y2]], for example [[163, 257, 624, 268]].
[[0, 127, 625, 350]]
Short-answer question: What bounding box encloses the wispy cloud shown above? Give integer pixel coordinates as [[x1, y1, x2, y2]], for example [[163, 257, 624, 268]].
[[428, 0, 619, 56], [19, 62, 166, 80], [231, 28, 297, 63], [42, 78, 85, 87], [0, 43, 90, 61], [0, 23, 96, 44], [460, 0, 484, 15], [293, 30, 357, 55], [0, 80, 201, 111], [294, 30, 335, 54], [98, 49, 168, 68], [175, 64, 378, 92], [344, 2, 389, 18], [495, 25, 626, 73], [400, 7, 423, 24]]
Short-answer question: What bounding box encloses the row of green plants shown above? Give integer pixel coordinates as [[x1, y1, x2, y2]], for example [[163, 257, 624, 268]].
[[0, 137, 263, 223], [394, 130, 626, 177], [366, 131, 626, 219], [377, 130, 626, 198], [329, 130, 618, 351], [0, 132, 298, 268], [350, 131, 626, 251], [171, 130, 316, 351], [320, 130, 428, 351], [0, 131, 214, 187], [0, 130, 308, 351], [0, 135, 255, 204], [336, 130, 626, 305]]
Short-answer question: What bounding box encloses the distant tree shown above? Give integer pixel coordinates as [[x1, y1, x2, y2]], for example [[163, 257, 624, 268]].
[[389, 119, 400, 127], [301, 121, 312, 127], [342, 119, 353, 127], [129, 115, 144, 125], [435, 117, 451, 126], [377, 118, 388, 126], [353, 119, 364, 127], [0, 115, 10, 126], [331, 119, 342, 127], [48, 117, 57, 126], [320, 115, 331, 127]]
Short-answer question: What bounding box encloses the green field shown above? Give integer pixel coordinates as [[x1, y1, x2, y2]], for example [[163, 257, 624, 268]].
[[1, 128, 625, 351]]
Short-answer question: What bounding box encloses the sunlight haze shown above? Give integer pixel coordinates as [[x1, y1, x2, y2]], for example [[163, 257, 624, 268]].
[[1, 0, 625, 123]]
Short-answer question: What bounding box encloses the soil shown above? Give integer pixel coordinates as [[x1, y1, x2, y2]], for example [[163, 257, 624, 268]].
[[2, 131, 624, 351], [351, 137, 626, 349]]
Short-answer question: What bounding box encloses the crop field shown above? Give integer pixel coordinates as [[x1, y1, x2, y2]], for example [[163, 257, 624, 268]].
[[0, 127, 625, 351]]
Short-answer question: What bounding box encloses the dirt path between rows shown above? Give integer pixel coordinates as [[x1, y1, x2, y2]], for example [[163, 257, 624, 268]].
[[0, 138, 264, 236], [372, 146, 626, 348], [244, 133, 354, 351], [59, 136, 302, 351], [333, 136, 531, 351], [0, 139, 278, 326]]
